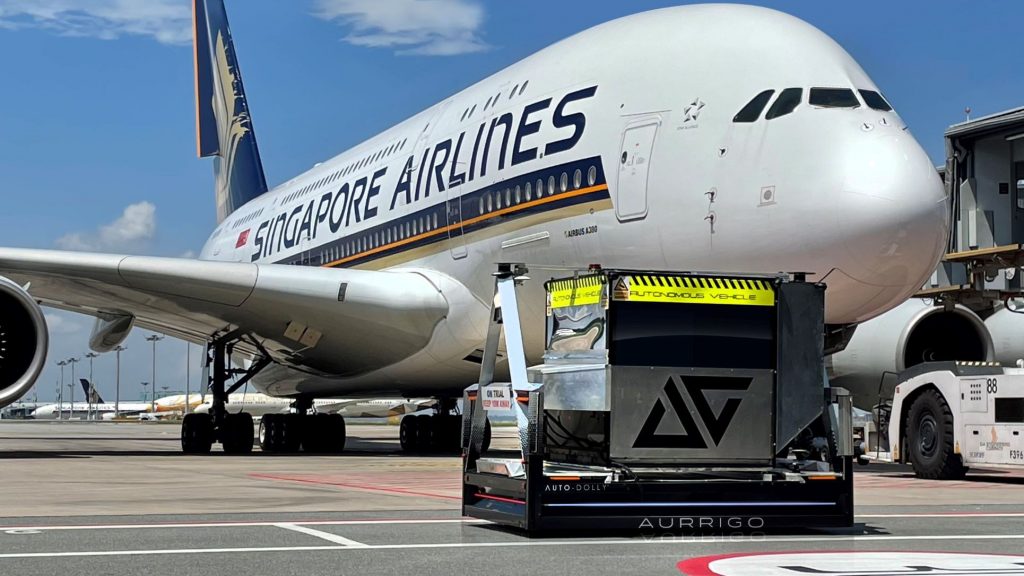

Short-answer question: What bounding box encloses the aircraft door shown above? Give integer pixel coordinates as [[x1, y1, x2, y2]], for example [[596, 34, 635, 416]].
[[616, 119, 659, 221], [446, 181, 467, 259]]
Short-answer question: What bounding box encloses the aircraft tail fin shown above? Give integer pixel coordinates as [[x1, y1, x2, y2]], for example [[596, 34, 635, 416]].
[[193, 0, 268, 223], [79, 379, 105, 405]]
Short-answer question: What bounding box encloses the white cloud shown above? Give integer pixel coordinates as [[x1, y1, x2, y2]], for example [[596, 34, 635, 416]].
[[56, 201, 157, 252], [44, 313, 84, 335], [0, 0, 191, 45], [313, 0, 489, 56]]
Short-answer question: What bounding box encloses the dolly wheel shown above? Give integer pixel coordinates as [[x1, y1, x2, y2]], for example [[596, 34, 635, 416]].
[[906, 389, 966, 480]]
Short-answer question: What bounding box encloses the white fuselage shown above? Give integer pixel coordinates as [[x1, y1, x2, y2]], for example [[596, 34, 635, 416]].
[[199, 6, 948, 398]]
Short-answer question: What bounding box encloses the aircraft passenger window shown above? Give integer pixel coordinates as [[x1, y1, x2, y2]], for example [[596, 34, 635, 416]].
[[548, 176, 555, 195], [574, 169, 582, 189], [515, 185, 521, 204], [468, 105, 476, 118], [763, 88, 801, 120], [505, 188, 511, 206], [733, 90, 775, 122], [560, 172, 568, 193], [525, 181, 532, 200], [859, 90, 893, 112], [519, 81, 528, 96], [496, 191, 502, 209], [809, 88, 860, 108], [479, 197, 484, 214], [461, 109, 468, 121], [485, 96, 493, 110], [511, 84, 519, 98], [536, 179, 544, 196], [433, 213, 438, 229], [487, 193, 493, 212]]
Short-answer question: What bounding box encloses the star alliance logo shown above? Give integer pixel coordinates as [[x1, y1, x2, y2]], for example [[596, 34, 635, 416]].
[[683, 98, 705, 123]]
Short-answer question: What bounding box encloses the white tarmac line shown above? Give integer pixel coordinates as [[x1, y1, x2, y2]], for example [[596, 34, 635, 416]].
[[0, 518, 485, 533], [2, 533, 1024, 559], [858, 513, 1024, 518], [273, 523, 368, 547]]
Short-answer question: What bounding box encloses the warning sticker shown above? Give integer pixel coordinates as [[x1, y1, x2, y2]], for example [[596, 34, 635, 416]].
[[547, 275, 605, 309], [482, 384, 513, 412], [612, 275, 774, 306]]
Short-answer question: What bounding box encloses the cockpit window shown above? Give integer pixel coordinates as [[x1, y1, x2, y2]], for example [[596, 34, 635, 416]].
[[809, 88, 860, 108], [859, 90, 893, 112], [765, 88, 802, 119], [733, 90, 775, 123]]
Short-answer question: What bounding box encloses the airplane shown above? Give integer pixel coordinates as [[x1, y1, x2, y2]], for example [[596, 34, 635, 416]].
[[192, 394, 434, 419], [29, 380, 199, 420], [0, 2, 949, 454]]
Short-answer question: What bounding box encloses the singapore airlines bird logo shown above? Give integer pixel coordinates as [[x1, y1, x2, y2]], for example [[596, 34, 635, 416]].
[[211, 31, 252, 217]]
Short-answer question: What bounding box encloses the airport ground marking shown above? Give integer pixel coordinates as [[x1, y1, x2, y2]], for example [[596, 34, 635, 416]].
[[273, 523, 368, 547], [249, 472, 462, 501], [4, 533, 1024, 559], [0, 518, 486, 532]]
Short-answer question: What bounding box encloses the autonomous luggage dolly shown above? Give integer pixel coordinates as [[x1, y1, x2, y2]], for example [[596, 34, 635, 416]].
[[462, 264, 855, 533]]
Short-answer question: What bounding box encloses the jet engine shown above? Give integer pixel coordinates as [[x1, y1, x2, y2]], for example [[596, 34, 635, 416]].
[[983, 303, 1024, 366], [0, 276, 48, 409], [829, 298, 993, 409]]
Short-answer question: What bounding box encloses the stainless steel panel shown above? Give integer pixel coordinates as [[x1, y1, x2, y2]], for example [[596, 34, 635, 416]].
[[529, 364, 610, 411]]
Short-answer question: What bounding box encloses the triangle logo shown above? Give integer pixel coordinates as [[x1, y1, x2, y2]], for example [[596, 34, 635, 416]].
[[632, 376, 753, 449], [612, 277, 630, 301]]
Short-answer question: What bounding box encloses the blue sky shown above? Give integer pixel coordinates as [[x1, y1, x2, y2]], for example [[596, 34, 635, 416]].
[[0, 0, 1018, 402]]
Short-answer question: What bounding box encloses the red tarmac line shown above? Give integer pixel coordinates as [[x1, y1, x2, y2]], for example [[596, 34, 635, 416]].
[[249, 473, 462, 501]]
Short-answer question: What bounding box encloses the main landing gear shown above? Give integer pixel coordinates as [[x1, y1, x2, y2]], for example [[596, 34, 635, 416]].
[[179, 333, 347, 454], [258, 400, 346, 454], [399, 399, 490, 453]]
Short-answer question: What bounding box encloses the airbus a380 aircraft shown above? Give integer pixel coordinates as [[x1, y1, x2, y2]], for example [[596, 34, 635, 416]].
[[0, 1, 947, 453]]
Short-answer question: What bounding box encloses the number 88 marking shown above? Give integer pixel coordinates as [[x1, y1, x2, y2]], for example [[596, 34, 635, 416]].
[[986, 378, 998, 394]]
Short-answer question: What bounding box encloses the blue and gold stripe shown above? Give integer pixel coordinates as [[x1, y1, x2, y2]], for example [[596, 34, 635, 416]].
[[278, 156, 609, 269]]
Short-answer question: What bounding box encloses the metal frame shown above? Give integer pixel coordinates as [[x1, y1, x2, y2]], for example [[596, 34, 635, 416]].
[[462, 264, 855, 534]]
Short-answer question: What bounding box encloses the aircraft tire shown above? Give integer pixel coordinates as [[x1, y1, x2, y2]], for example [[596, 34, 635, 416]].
[[414, 413, 434, 450], [906, 389, 965, 480], [399, 415, 419, 452], [222, 412, 254, 454], [302, 413, 346, 453], [280, 413, 303, 453], [181, 413, 214, 454]]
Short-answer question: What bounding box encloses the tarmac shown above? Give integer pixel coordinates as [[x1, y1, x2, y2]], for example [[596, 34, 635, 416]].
[[1, 420, 1023, 575]]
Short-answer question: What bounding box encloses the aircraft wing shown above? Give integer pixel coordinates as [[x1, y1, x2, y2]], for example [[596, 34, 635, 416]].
[[0, 248, 449, 376]]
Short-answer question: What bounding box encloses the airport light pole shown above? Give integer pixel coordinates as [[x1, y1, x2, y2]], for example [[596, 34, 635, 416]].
[[57, 360, 66, 420], [141, 382, 150, 411], [145, 334, 164, 413], [85, 352, 99, 420], [113, 345, 126, 419], [66, 357, 79, 419]]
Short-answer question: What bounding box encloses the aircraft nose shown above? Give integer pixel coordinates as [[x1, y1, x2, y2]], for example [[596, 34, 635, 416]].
[[835, 130, 948, 295]]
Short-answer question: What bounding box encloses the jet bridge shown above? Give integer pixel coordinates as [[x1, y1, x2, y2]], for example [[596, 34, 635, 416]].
[[461, 265, 854, 533]]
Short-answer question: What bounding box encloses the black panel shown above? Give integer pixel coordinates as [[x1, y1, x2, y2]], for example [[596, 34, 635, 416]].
[[608, 301, 775, 369]]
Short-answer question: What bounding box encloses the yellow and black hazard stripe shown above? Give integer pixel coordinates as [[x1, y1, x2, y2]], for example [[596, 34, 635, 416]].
[[546, 274, 606, 309], [611, 275, 775, 306]]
